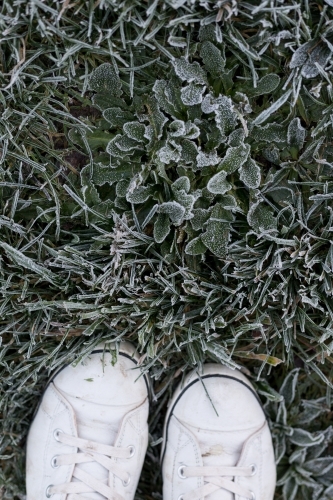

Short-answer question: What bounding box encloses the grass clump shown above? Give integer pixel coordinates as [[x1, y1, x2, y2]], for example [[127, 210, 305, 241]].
[[1, 1, 333, 499]]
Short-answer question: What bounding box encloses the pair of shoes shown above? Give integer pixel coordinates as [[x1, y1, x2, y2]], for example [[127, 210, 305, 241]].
[[26, 342, 276, 499]]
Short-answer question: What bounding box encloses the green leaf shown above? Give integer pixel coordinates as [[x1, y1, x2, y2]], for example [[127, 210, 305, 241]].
[[103, 108, 134, 128], [159, 201, 185, 225], [247, 201, 277, 233], [89, 63, 122, 96], [181, 83, 206, 106], [287, 117, 306, 149], [173, 57, 207, 84], [289, 428, 324, 447], [218, 143, 250, 173], [200, 41, 225, 76], [251, 123, 286, 143], [207, 171, 232, 195], [123, 122, 146, 142], [185, 236, 207, 255], [280, 368, 299, 407], [154, 213, 171, 243], [93, 163, 134, 185], [239, 158, 261, 189], [126, 186, 152, 204], [201, 220, 230, 258], [191, 208, 210, 230], [248, 74, 280, 96]]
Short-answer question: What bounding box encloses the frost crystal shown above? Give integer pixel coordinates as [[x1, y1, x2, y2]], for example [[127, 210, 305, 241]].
[[181, 83, 206, 106], [200, 41, 225, 76], [287, 117, 306, 149], [185, 236, 207, 255], [89, 63, 122, 96], [214, 96, 238, 135], [172, 57, 207, 84], [247, 201, 277, 233], [219, 143, 250, 173], [159, 201, 185, 225], [123, 122, 146, 142], [201, 93, 220, 114], [196, 149, 220, 168], [239, 158, 261, 189], [290, 40, 331, 79], [158, 144, 180, 164], [207, 171, 232, 195]]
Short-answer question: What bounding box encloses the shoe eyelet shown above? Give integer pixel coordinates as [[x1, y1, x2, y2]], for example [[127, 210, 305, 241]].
[[249, 491, 256, 500], [51, 456, 59, 468], [178, 465, 186, 479], [127, 445, 135, 458], [45, 485, 53, 498], [178, 496, 184, 500], [53, 429, 63, 442], [250, 463, 257, 476], [122, 474, 131, 487]]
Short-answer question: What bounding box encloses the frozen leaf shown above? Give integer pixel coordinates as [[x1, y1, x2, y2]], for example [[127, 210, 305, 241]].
[[173, 57, 207, 84], [289, 428, 324, 447], [154, 213, 170, 243], [114, 135, 140, 152], [239, 158, 261, 189], [185, 235, 207, 255], [181, 83, 206, 106], [126, 186, 152, 204], [263, 145, 280, 165], [103, 108, 133, 128], [153, 79, 179, 116], [199, 24, 219, 43], [247, 201, 277, 233], [207, 171, 232, 195], [201, 220, 230, 258], [190, 208, 210, 230], [172, 176, 190, 193], [200, 41, 225, 76], [168, 35, 187, 47], [214, 96, 238, 135], [201, 93, 219, 114], [159, 201, 185, 225], [280, 369, 299, 407], [220, 194, 237, 209], [196, 149, 220, 168], [228, 128, 245, 147], [123, 122, 146, 142], [252, 89, 292, 126], [169, 120, 186, 137], [116, 179, 130, 197], [249, 74, 280, 96], [184, 122, 200, 139], [89, 63, 122, 96], [181, 139, 198, 163], [290, 40, 331, 79], [324, 0, 333, 5], [287, 117, 306, 149], [251, 123, 286, 143], [282, 478, 298, 500], [144, 96, 168, 140], [93, 163, 133, 185], [219, 143, 250, 173], [158, 144, 181, 164], [210, 203, 234, 222]]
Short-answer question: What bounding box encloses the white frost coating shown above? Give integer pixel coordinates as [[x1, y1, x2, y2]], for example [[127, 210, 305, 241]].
[[169, 120, 186, 137], [239, 158, 261, 189], [214, 95, 238, 135], [89, 63, 122, 96], [123, 122, 146, 142], [252, 89, 292, 126], [159, 201, 186, 225], [181, 83, 206, 106], [172, 57, 207, 84], [207, 171, 232, 194], [172, 176, 190, 193], [201, 93, 219, 114], [196, 149, 220, 168], [158, 144, 181, 164], [287, 117, 306, 149], [247, 200, 277, 233], [185, 236, 207, 255]]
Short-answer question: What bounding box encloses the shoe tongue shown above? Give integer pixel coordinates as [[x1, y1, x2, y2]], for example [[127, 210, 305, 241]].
[[183, 423, 259, 500], [62, 393, 139, 500]]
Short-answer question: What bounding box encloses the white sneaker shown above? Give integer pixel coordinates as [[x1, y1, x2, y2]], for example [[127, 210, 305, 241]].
[[161, 364, 276, 500], [26, 342, 149, 500]]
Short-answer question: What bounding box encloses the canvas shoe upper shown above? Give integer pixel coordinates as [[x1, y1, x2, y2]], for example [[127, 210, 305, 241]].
[[161, 364, 276, 500], [26, 341, 149, 500]]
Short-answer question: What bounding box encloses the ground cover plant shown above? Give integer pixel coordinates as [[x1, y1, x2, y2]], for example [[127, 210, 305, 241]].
[[1, 0, 333, 498]]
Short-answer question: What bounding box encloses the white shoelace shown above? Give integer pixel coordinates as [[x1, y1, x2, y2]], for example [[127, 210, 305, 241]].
[[178, 464, 256, 500], [46, 430, 133, 500]]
